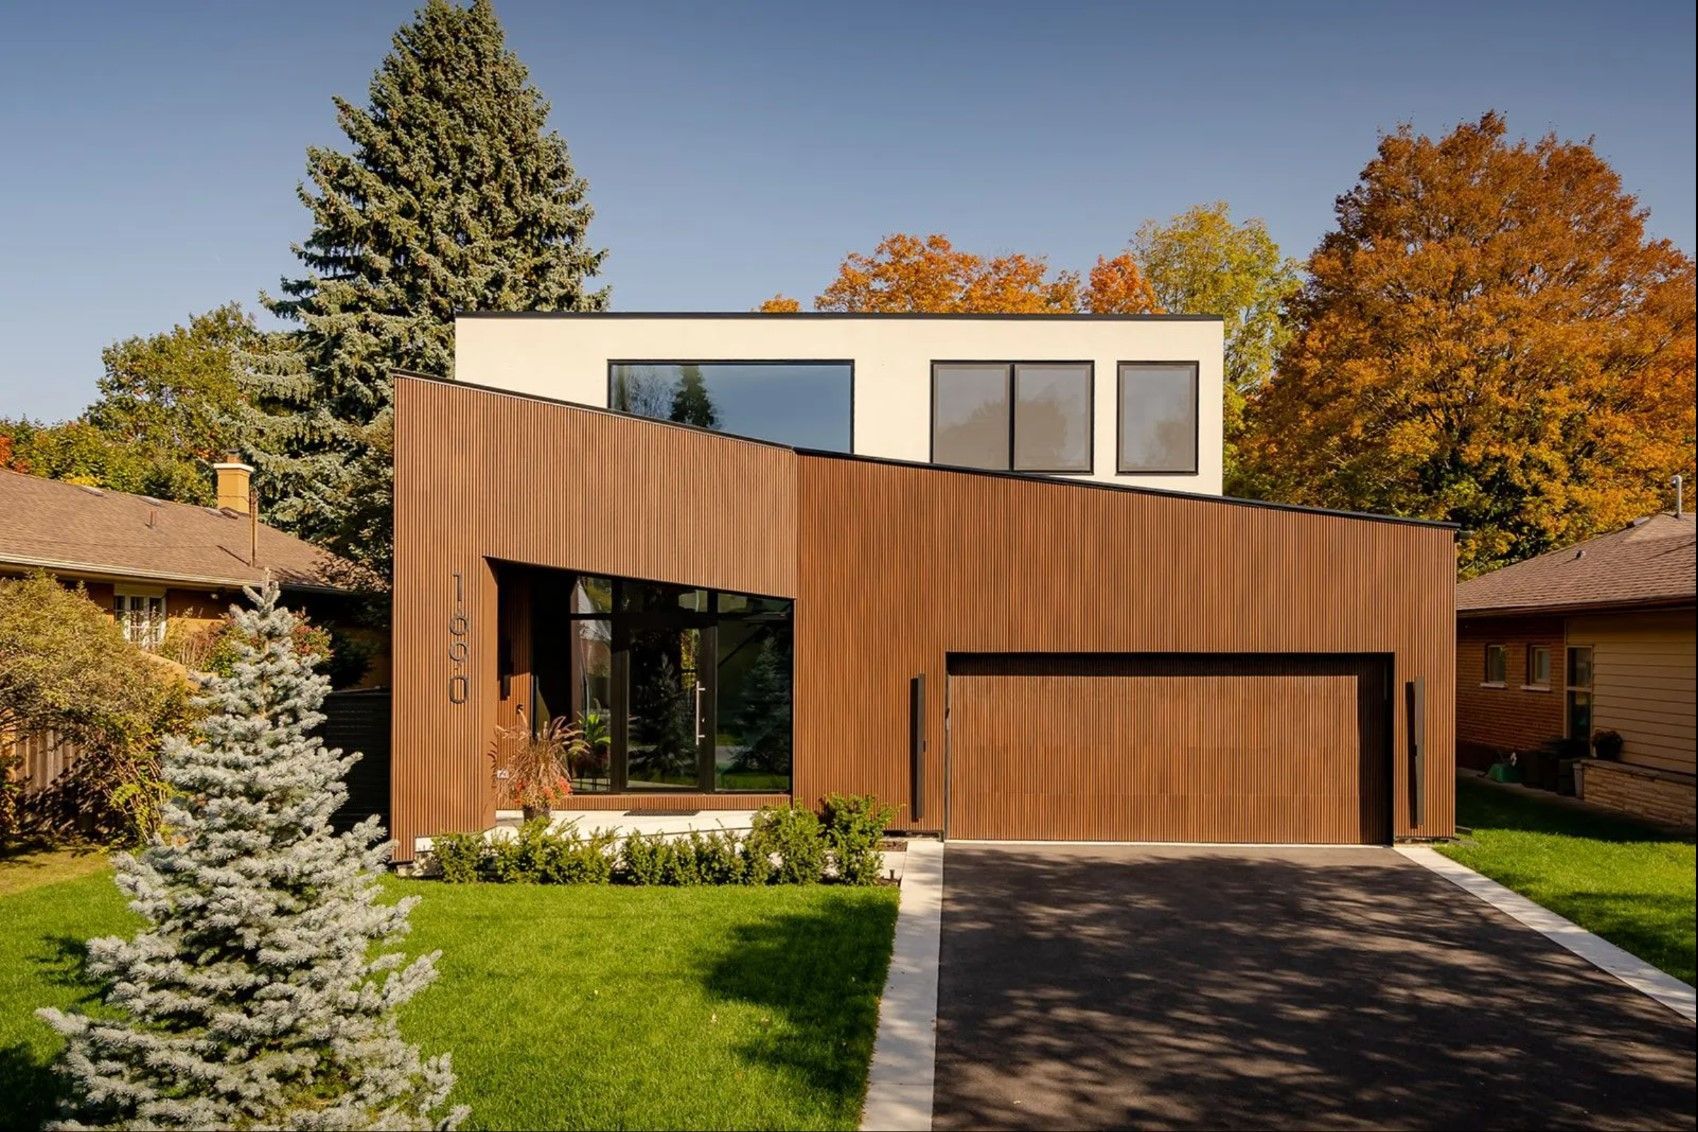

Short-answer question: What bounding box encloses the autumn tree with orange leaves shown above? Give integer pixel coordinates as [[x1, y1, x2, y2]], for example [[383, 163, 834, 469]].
[[760, 233, 1161, 315], [1242, 113, 1696, 574]]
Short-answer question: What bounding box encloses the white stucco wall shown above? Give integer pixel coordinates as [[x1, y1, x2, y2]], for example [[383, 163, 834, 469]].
[[454, 313, 1226, 494]]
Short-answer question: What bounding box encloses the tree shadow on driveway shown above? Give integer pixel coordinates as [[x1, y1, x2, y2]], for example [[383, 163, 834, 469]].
[[935, 845, 1695, 1131]]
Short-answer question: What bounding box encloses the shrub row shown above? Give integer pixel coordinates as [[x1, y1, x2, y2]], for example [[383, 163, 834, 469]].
[[429, 793, 894, 886]]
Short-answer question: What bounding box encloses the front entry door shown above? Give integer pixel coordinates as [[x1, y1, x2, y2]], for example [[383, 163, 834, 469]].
[[621, 610, 715, 792]]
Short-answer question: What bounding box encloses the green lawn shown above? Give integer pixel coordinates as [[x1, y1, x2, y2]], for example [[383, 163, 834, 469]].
[[1439, 775, 1696, 986], [0, 865, 898, 1131]]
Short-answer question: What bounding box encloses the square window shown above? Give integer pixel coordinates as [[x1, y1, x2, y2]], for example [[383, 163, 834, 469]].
[[1118, 362, 1198, 473]]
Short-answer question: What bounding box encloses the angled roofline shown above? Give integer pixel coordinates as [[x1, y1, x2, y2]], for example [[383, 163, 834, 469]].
[[392, 370, 1458, 532], [456, 309, 1225, 323]]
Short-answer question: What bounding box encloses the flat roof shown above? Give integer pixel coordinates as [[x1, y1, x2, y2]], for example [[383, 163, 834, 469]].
[[457, 309, 1224, 323], [392, 370, 1456, 532]]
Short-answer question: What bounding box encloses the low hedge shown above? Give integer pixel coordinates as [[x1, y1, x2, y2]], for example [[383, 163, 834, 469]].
[[428, 794, 894, 887]]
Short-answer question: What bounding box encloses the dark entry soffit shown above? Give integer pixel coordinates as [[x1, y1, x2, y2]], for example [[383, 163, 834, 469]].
[[390, 370, 1456, 533], [457, 309, 1226, 323]]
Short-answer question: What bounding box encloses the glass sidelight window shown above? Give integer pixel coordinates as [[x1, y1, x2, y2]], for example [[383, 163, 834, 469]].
[[535, 574, 793, 794]]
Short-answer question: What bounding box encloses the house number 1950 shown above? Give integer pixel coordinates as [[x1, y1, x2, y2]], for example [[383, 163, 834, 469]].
[[448, 571, 469, 704]]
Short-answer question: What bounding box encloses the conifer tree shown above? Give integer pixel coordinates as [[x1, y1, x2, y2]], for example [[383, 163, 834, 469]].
[[39, 584, 465, 1131], [246, 0, 607, 576]]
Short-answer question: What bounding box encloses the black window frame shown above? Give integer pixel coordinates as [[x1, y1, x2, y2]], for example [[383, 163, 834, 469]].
[[928, 360, 1095, 474], [605, 358, 857, 453], [550, 571, 795, 796], [1115, 360, 1201, 475]]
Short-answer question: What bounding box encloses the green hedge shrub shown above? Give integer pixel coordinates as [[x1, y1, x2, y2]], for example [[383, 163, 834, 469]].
[[822, 792, 896, 885], [429, 799, 892, 886], [430, 831, 486, 883], [747, 805, 825, 884]]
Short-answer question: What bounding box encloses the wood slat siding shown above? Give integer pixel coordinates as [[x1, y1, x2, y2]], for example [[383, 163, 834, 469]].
[[948, 664, 1389, 843], [391, 377, 797, 856], [791, 457, 1454, 840], [1569, 609, 1697, 775], [391, 375, 1456, 856]]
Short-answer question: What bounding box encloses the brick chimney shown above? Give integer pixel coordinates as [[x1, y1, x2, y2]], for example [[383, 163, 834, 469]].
[[212, 454, 255, 514]]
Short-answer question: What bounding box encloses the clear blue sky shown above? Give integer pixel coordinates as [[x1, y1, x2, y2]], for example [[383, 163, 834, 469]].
[[1, 0, 1693, 421]]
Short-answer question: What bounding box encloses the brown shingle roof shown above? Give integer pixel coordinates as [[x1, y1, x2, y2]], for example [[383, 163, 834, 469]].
[[0, 468, 363, 593], [1457, 513, 1696, 615]]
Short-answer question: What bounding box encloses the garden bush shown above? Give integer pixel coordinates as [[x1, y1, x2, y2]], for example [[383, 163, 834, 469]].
[[431, 831, 486, 883], [0, 572, 190, 845], [429, 801, 889, 887], [747, 805, 826, 884], [822, 792, 896, 885]]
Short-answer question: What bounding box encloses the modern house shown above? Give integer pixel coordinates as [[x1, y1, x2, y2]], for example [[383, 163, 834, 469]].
[[0, 463, 384, 683], [389, 313, 1456, 859], [1456, 512, 1696, 828]]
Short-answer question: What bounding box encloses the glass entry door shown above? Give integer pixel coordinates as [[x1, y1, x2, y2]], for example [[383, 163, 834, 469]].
[[625, 623, 710, 790]]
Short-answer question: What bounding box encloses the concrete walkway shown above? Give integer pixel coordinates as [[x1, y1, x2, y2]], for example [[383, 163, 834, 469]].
[[861, 839, 943, 1132]]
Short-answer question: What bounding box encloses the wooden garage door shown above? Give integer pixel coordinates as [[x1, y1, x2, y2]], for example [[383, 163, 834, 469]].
[[946, 655, 1391, 844]]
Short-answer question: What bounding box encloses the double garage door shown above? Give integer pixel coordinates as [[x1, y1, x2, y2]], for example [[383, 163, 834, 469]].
[[946, 655, 1392, 845]]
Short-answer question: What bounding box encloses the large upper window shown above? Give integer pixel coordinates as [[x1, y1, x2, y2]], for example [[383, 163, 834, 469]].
[[1118, 362, 1199, 474], [609, 361, 852, 451], [931, 362, 1092, 473]]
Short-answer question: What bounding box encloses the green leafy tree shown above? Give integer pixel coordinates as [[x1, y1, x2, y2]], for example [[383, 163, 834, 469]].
[[1130, 202, 1301, 487], [246, 0, 608, 580], [1, 305, 254, 505], [668, 364, 721, 429]]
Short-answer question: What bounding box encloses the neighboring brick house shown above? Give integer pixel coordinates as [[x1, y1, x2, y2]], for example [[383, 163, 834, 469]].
[[0, 462, 386, 686], [1457, 512, 1696, 829]]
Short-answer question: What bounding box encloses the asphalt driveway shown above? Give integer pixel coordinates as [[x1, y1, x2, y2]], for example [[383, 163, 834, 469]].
[[934, 844, 1696, 1130]]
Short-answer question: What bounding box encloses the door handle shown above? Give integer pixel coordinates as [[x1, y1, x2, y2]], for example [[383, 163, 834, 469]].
[[694, 682, 705, 744]]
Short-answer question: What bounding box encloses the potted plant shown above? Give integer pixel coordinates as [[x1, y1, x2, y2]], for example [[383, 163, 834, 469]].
[[1592, 729, 1625, 761], [490, 713, 586, 820]]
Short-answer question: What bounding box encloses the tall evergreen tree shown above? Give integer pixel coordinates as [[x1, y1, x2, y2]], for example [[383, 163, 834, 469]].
[[38, 583, 465, 1130], [246, 0, 607, 576]]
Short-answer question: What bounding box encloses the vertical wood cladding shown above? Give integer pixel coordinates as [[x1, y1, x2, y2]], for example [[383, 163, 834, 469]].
[[946, 656, 1391, 843], [392, 375, 1456, 856], [791, 456, 1455, 839], [390, 377, 796, 857]]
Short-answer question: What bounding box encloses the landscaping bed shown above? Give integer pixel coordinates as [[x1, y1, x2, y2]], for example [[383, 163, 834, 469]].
[[0, 863, 899, 1131], [1439, 774, 1696, 986]]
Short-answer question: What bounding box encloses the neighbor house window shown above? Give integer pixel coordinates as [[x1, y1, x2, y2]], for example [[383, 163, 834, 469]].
[[1566, 645, 1594, 742], [113, 590, 166, 652], [1118, 362, 1199, 473], [931, 362, 1092, 472], [1483, 644, 1507, 686], [608, 361, 852, 451], [1525, 645, 1551, 689]]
